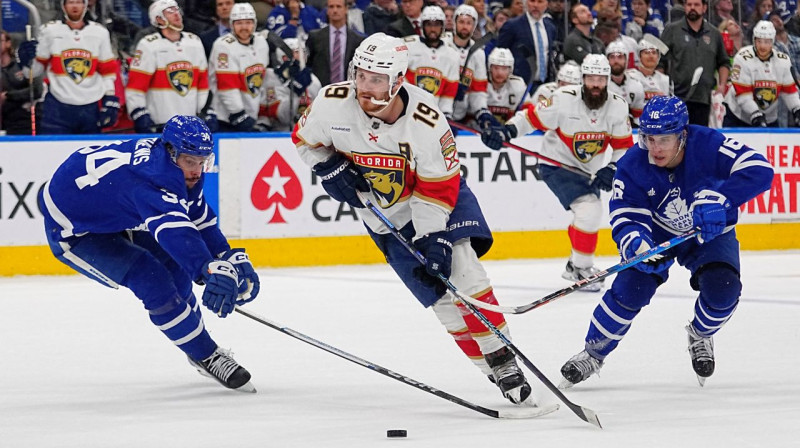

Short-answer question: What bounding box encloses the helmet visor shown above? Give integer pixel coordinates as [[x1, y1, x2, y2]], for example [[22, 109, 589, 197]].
[[639, 132, 680, 152]]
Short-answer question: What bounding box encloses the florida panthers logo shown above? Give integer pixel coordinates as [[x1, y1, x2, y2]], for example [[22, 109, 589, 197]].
[[753, 80, 778, 110], [460, 67, 473, 88], [415, 67, 443, 94], [61, 49, 92, 84], [352, 153, 407, 208], [572, 132, 607, 163], [244, 64, 266, 97], [166, 61, 194, 96]]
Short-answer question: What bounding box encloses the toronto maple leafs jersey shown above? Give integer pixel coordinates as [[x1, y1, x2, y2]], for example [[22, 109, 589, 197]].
[[487, 75, 528, 123], [443, 34, 489, 121], [609, 125, 773, 246], [32, 20, 117, 105], [508, 85, 634, 175], [608, 74, 646, 124], [126, 32, 210, 125], [261, 68, 321, 131], [403, 36, 460, 116], [41, 138, 228, 280], [626, 68, 673, 101], [292, 82, 460, 239], [724, 45, 800, 124], [209, 33, 270, 122]]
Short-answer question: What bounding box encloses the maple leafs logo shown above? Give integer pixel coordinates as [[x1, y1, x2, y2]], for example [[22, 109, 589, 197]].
[[250, 152, 303, 223], [662, 197, 687, 220]]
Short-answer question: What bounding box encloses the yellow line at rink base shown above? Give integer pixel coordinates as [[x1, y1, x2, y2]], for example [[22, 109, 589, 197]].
[[5, 222, 800, 277]]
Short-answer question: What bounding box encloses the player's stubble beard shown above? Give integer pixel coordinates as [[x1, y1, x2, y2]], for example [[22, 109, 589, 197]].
[[582, 85, 607, 110]]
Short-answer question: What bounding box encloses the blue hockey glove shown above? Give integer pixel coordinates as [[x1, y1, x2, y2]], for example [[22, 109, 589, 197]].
[[690, 189, 731, 244], [415, 231, 453, 279], [750, 111, 767, 127], [229, 110, 257, 132], [202, 108, 219, 132], [275, 60, 294, 84], [221, 249, 260, 304], [17, 40, 37, 67], [200, 260, 239, 318], [620, 231, 673, 274], [454, 82, 469, 102], [98, 95, 120, 128], [289, 67, 312, 95], [130, 107, 157, 133], [591, 163, 617, 192], [313, 152, 370, 208]]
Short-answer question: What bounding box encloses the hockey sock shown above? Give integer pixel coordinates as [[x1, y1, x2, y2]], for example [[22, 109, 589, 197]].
[[432, 297, 492, 375], [456, 290, 510, 356], [149, 300, 217, 361], [568, 225, 598, 267]]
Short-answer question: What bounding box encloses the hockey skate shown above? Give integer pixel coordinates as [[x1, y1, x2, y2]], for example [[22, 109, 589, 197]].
[[485, 347, 535, 406], [188, 347, 256, 393], [559, 350, 603, 389], [686, 324, 715, 387], [562, 261, 603, 292]]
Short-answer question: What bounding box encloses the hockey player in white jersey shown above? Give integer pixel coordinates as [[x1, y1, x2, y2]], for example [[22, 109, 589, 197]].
[[723, 20, 800, 128], [292, 33, 538, 406], [404, 6, 461, 118], [209, 3, 271, 132], [261, 38, 320, 131], [16, 0, 119, 134], [626, 37, 673, 101], [530, 61, 582, 104], [126, 0, 218, 134], [443, 5, 491, 127], [606, 41, 646, 125], [483, 48, 528, 124], [485, 54, 634, 291]]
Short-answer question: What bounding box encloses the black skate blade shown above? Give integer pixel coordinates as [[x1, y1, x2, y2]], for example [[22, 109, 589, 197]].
[[696, 374, 706, 387], [235, 381, 257, 394], [497, 403, 560, 419]]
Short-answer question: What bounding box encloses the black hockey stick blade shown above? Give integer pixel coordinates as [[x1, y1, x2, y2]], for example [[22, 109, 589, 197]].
[[266, 31, 295, 63], [235, 306, 559, 420]]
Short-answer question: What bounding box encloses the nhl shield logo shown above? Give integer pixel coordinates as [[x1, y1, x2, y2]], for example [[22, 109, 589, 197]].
[[352, 153, 407, 208], [572, 132, 607, 163], [61, 49, 92, 84], [415, 67, 443, 94], [166, 61, 194, 96], [754, 80, 778, 110], [245, 64, 266, 97]]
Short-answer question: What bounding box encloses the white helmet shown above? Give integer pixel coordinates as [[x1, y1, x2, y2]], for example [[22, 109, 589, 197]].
[[557, 62, 581, 85], [454, 4, 479, 31], [605, 41, 627, 56], [637, 38, 660, 55], [230, 3, 257, 23], [149, 0, 180, 28], [277, 38, 303, 62], [488, 47, 515, 69], [420, 5, 446, 24], [753, 20, 776, 41], [350, 33, 409, 97], [581, 54, 611, 79]]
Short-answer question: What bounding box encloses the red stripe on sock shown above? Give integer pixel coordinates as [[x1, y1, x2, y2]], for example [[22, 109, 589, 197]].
[[568, 225, 598, 255]]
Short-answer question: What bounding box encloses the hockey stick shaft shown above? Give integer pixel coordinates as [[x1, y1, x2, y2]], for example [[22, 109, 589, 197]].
[[26, 25, 36, 136], [448, 120, 592, 179], [234, 306, 547, 419], [458, 32, 494, 87], [359, 195, 601, 428]]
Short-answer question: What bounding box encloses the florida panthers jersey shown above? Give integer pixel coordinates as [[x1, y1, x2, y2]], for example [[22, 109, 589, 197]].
[[403, 36, 460, 116], [261, 68, 321, 131], [209, 33, 270, 122], [487, 75, 528, 123], [608, 75, 646, 124], [531, 81, 557, 104], [508, 85, 633, 174], [610, 126, 773, 244], [443, 34, 489, 121], [725, 45, 800, 124], [626, 68, 673, 100], [126, 32, 210, 125], [292, 82, 460, 239], [32, 20, 116, 105], [41, 138, 229, 280]]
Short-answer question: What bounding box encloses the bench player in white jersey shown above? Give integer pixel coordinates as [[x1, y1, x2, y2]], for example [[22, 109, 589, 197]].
[[723, 21, 800, 128], [403, 6, 461, 119], [126, 0, 217, 134], [16, 0, 119, 134], [261, 38, 320, 131], [606, 41, 646, 125], [483, 48, 528, 124], [530, 61, 582, 104], [485, 55, 633, 291], [626, 37, 673, 101], [209, 3, 271, 132], [292, 33, 538, 406]]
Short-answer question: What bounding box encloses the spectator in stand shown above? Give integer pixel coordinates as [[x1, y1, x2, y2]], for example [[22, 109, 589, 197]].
[[267, 0, 325, 40], [745, 0, 775, 42], [307, 0, 365, 86], [363, 0, 400, 35], [507, 0, 524, 17], [593, 0, 622, 17], [670, 0, 687, 21], [464, 0, 495, 38], [497, 0, 557, 95], [200, 0, 234, 58], [597, 7, 639, 67], [563, 3, 605, 64], [625, 0, 664, 40], [1, 31, 43, 135], [546, 0, 567, 43], [386, 0, 424, 37], [17, 0, 119, 134], [346, 0, 365, 34], [719, 18, 745, 59], [178, 0, 217, 34], [444, 5, 457, 33], [484, 7, 512, 56], [710, 0, 739, 26], [86, 0, 142, 55]]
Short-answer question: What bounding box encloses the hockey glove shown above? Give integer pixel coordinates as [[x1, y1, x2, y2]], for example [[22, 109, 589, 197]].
[[229, 110, 257, 132], [290, 67, 313, 95], [17, 40, 37, 67], [620, 231, 673, 274], [454, 82, 469, 102], [202, 108, 219, 132], [415, 231, 453, 279], [591, 163, 617, 192], [131, 107, 158, 133], [690, 189, 731, 244], [200, 260, 239, 318], [221, 249, 260, 304], [275, 60, 296, 84], [313, 152, 370, 208], [793, 108, 800, 127], [750, 111, 767, 127], [97, 95, 120, 128]]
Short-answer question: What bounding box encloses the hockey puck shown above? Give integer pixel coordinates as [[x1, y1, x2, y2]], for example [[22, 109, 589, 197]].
[[387, 429, 407, 438]]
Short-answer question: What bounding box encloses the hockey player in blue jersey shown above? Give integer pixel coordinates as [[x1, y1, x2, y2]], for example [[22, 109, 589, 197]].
[[38, 115, 260, 392], [559, 96, 773, 388]]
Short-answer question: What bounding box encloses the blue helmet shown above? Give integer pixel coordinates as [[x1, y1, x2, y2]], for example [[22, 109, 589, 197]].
[[639, 96, 689, 136], [162, 115, 214, 162]]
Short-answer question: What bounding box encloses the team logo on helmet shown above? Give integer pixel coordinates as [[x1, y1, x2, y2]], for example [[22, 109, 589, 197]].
[[415, 67, 443, 94], [61, 49, 92, 84], [572, 132, 607, 163], [245, 64, 266, 97], [353, 153, 407, 208], [754, 80, 778, 109], [166, 61, 194, 96]]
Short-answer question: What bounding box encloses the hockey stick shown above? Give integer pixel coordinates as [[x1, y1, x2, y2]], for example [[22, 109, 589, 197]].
[[450, 230, 698, 315], [458, 31, 494, 89], [448, 120, 592, 179], [358, 194, 602, 428], [685, 66, 704, 100], [26, 25, 36, 136], [234, 306, 558, 419]]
